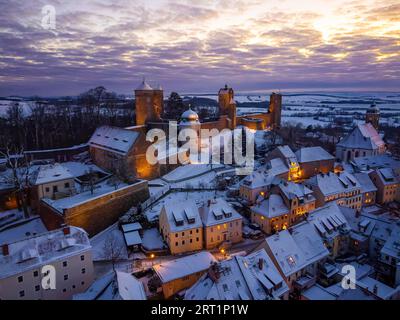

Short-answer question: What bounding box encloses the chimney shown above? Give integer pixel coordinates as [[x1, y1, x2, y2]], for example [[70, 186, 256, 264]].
[[2, 244, 9, 256], [258, 258, 264, 270], [63, 227, 70, 235]]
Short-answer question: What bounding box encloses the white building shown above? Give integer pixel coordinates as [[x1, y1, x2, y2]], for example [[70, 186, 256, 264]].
[[0, 226, 93, 300], [185, 249, 289, 300], [336, 123, 386, 162]]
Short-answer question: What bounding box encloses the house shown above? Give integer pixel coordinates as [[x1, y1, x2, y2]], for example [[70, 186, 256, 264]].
[[30, 163, 76, 210], [199, 198, 243, 250], [0, 226, 94, 300], [39, 179, 149, 236], [159, 199, 203, 255], [336, 123, 386, 163], [159, 198, 243, 254], [273, 180, 316, 222], [239, 161, 285, 204], [301, 283, 377, 300], [266, 145, 299, 181], [251, 194, 290, 234], [341, 206, 399, 263], [153, 251, 216, 299], [368, 168, 400, 204], [306, 171, 362, 210], [295, 146, 335, 179], [307, 203, 351, 258], [185, 249, 289, 300], [354, 173, 377, 206], [379, 225, 400, 287], [73, 270, 146, 300], [258, 221, 330, 291]]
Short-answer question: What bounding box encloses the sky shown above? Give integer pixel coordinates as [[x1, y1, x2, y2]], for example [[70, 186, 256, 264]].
[[0, 0, 399, 96]]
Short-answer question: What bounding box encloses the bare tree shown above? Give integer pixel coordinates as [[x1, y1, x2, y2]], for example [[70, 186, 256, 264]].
[[0, 146, 32, 218], [102, 233, 124, 272]]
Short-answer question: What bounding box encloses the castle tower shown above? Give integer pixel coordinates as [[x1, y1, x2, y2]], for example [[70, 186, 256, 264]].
[[268, 92, 282, 129], [365, 102, 380, 130], [218, 84, 237, 129], [134, 79, 163, 125]]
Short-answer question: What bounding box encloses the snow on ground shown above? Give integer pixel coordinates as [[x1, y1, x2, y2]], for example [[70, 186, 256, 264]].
[[61, 161, 107, 178], [74, 272, 115, 300], [162, 163, 224, 182], [0, 100, 33, 118], [90, 224, 128, 261], [141, 228, 166, 251], [0, 217, 47, 245]]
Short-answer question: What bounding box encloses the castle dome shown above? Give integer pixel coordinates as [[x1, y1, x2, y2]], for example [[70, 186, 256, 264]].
[[136, 79, 153, 91], [367, 102, 379, 113], [180, 107, 199, 124]]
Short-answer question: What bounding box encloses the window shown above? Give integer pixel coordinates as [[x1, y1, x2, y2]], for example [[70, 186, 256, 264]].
[[175, 234, 178, 238], [63, 261, 68, 267], [53, 185, 58, 193], [72, 285, 76, 289], [33, 271, 39, 277], [45, 187, 50, 193], [190, 239, 193, 243], [19, 290, 25, 298], [18, 276, 23, 283], [81, 268, 86, 274], [80, 255, 85, 261], [35, 285, 40, 292], [64, 275, 69, 281], [196, 237, 199, 242], [175, 242, 178, 246], [81, 281, 85, 286], [182, 232, 185, 236], [63, 288, 67, 293], [65, 182, 70, 188], [182, 240, 185, 245]]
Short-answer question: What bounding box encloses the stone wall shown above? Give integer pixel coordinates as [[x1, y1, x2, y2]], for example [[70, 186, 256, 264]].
[[39, 180, 150, 236]]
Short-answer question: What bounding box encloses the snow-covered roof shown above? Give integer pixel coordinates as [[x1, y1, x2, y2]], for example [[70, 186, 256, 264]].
[[371, 168, 399, 186], [123, 230, 142, 246], [251, 194, 289, 219], [307, 203, 350, 238], [121, 223, 142, 233], [358, 276, 400, 300], [306, 171, 361, 197], [265, 222, 329, 277], [89, 126, 139, 155], [0, 226, 91, 279], [276, 180, 314, 201], [116, 271, 147, 300], [354, 173, 378, 193], [337, 123, 385, 150], [380, 225, 400, 260], [295, 146, 334, 163], [199, 198, 242, 227], [33, 163, 74, 185], [353, 154, 400, 171], [153, 251, 216, 283], [277, 145, 296, 160], [185, 249, 289, 300], [162, 199, 203, 232], [135, 79, 153, 91], [240, 165, 284, 190]]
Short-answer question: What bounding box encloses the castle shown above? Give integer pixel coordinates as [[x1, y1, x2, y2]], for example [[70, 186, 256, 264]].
[[89, 80, 282, 180]]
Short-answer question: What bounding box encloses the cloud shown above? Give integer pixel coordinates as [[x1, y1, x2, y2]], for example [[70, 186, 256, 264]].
[[0, 0, 399, 95]]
